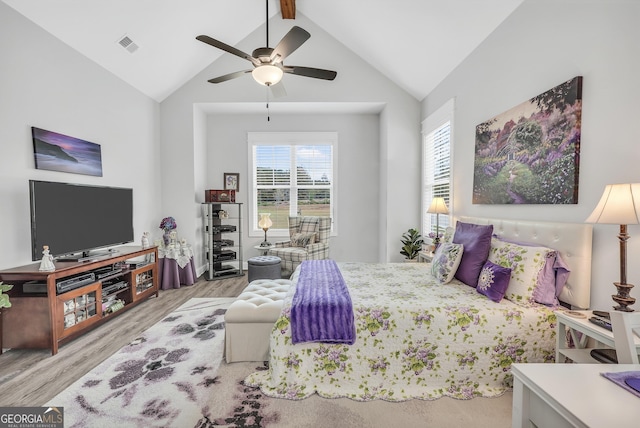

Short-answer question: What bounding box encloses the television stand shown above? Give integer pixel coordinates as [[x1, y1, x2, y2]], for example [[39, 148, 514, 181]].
[[0, 246, 158, 355]]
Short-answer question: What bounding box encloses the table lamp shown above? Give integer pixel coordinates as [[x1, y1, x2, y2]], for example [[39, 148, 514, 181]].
[[427, 197, 449, 245], [258, 213, 273, 247], [586, 183, 640, 312]]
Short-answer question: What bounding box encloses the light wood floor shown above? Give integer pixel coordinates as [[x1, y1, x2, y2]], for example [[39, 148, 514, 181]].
[[0, 274, 248, 406]]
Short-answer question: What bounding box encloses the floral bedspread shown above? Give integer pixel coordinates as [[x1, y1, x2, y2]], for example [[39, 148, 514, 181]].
[[245, 262, 557, 401]]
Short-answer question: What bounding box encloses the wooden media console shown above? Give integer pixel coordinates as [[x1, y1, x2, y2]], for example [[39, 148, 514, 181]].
[[0, 246, 158, 355]]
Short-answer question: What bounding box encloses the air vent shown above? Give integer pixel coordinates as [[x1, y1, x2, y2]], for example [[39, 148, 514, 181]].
[[117, 35, 139, 54]]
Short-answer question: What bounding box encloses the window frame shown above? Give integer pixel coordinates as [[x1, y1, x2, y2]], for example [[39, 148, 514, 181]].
[[248, 131, 338, 238], [421, 99, 454, 240]]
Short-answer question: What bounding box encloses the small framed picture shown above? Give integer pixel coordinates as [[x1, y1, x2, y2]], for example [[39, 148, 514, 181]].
[[224, 173, 239, 191]]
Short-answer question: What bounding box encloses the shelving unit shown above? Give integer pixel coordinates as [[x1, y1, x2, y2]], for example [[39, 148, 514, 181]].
[[0, 246, 158, 355], [203, 202, 243, 280]]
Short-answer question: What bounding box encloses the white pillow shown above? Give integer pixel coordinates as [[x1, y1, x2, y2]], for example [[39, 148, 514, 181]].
[[430, 242, 464, 284], [442, 227, 455, 244], [487, 238, 552, 305]]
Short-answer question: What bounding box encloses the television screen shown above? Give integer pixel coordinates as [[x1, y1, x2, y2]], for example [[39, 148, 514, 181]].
[[29, 180, 134, 261]]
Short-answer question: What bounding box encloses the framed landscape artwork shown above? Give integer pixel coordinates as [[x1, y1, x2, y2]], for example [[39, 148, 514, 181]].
[[32, 127, 103, 177], [472, 76, 582, 204]]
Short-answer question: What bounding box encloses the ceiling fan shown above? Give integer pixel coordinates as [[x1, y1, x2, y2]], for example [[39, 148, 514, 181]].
[[196, 0, 337, 91]]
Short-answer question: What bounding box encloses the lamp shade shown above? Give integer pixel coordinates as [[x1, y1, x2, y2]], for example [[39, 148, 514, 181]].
[[585, 183, 640, 225], [252, 65, 283, 86], [427, 197, 449, 215], [258, 213, 273, 230]]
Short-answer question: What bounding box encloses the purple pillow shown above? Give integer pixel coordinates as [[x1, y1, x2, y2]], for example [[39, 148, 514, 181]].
[[531, 252, 570, 306], [477, 260, 511, 303], [453, 222, 494, 287], [553, 254, 571, 297]]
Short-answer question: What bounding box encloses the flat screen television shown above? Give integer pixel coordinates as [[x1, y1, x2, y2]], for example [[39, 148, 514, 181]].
[[29, 180, 134, 261]]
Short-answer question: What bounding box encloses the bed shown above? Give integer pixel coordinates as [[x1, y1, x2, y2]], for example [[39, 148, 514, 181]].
[[245, 217, 593, 401]]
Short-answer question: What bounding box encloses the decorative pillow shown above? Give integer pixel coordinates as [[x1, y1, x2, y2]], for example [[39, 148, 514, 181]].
[[551, 253, 571, 299], [430, 242, 464, 284], [491, 236, 571, 306], [452, 222, 494, 287], [488, 238, 554, 306], [291, 232, 316, 247], [477, 260, 512, 303], [442, 227, 455, 244]]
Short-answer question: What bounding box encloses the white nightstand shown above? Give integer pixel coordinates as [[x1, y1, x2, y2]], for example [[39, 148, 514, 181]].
[[555, 309, 640, 363], [254, 244, 273, 256], [417, 250, 433, 263]]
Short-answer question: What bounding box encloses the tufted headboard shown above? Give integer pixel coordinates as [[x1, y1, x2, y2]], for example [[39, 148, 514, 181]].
[[455, 216, 593, 309]]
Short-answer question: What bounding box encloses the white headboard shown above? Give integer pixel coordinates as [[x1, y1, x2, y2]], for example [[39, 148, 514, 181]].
[[456, 216, 593, 309]]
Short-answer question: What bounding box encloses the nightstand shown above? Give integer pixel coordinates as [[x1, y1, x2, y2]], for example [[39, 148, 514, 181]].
[[417, 250, 433, 263], [555, 309, 640, 363], [254, 244, 273, 256]]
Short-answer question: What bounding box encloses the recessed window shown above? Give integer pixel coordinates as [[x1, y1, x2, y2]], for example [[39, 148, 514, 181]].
[[248, 132, 337, 236]]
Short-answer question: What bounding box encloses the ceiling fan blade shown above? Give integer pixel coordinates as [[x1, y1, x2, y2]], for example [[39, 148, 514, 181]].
[[284, 66, 337, 81], [207, 70, 252, 84], [270, 26, 310, 62], [269, 81, 287, 98], [196, 35, 260, 66]]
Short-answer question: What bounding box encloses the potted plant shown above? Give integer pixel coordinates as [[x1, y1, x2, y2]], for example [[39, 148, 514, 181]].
[[0, 281, 12, 311], [426, 231, 443, 253], [400, 228, 423, 261], [0, 281, 12, 353]]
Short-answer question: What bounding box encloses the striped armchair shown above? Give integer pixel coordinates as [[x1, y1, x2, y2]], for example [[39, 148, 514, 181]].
[[268, 216, 331, 277]]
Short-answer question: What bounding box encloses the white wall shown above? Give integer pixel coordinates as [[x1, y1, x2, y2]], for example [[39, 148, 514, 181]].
[[205, 113, 380, 265], [161, 12, 421, 273], [422, 0, 640, 310], [0, 3, 162, 270]]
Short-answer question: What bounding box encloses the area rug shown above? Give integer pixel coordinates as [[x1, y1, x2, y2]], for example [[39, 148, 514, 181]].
[[46, 297, 235, 428], [206, 361, 513, 428]]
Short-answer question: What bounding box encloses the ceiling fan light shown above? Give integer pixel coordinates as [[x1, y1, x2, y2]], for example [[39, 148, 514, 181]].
[[252, 65, 283, 86]]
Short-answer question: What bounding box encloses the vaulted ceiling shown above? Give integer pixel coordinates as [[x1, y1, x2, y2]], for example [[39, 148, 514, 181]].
[[3, 0, 524, 102]]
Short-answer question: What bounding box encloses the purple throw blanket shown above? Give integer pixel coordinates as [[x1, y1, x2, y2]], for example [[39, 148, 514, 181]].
[[290, 260, 356, 345]]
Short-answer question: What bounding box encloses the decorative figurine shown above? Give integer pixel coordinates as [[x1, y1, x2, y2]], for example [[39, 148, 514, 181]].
[[141, 231, 150, 248], [39, 245, 55, 271]]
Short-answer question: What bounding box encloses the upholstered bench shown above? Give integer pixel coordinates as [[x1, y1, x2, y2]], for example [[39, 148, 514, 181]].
[[247, 255, 282, 282], [224, 278, 292, 363]]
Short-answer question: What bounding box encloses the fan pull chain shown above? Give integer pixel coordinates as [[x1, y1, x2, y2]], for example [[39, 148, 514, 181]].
[[266, 85, 270, 122]]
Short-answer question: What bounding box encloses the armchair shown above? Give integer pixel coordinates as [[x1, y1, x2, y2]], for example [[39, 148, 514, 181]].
[[268, 216, 331, 277]]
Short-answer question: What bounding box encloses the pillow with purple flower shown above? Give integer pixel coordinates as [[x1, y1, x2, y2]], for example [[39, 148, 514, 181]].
[[477, 260, 512, 303], [430, 242, 464, 284]]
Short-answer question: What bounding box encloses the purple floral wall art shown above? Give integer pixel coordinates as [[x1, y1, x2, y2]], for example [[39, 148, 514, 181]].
[[473, 76, 582, 204], [32, 127, 103, 177]]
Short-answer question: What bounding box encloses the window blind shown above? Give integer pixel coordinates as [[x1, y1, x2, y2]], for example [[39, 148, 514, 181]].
[[248, 132, 337, 235], [422, 99, 454, 238]]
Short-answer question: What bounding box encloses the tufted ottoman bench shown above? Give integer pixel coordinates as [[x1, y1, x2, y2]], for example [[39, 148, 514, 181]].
[[224, 278, 292, 363]]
